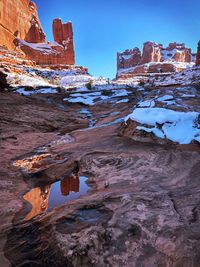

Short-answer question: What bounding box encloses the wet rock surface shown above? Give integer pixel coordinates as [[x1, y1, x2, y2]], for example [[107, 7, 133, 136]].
[[1, 85, 200, 266]]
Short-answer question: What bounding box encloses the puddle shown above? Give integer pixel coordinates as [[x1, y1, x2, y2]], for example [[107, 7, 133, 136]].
[[23, 175, 90, 220], [76, 208, 103, 223], [56, 206, 112, 234]]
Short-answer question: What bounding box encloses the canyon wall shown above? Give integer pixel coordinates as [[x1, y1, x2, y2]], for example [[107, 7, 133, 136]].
[[0, 0, 75, 66], [117, 41, 196, 78], [15, 18, 75, 65], [0, 0, 46, 50]]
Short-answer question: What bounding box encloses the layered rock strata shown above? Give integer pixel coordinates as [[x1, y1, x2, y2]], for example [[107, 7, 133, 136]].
[[0, 0, 46, 50], [14, 18, 75, 66], [117, 41, 196, 78], [0, 0, 75, 66]]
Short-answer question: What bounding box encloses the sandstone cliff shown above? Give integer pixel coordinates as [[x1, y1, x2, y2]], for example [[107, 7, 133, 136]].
[[0, 0, 46, 50], [14, 18, 75, 66], [14, 16, 75, 65], [117, 42, 196, 78], [0, 0, 75, 66]]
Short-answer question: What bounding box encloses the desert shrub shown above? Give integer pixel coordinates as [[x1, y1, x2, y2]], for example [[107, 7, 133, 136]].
[[139, 81, 145, 86], [85, 80, 93, 90]]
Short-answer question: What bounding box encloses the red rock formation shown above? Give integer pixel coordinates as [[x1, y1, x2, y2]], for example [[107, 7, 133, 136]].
[[52, 19, 75, 64], [0, 0, 46, 50], [196, 41, 200, 65], [141, 42, 162, 64], [14, 18, 75, 65], [117, 41, 195, 78], [0, 0, 75, 66], [61, 175, 79, 196], [164, 43, 192, 62], [117, 48, 141, 69], [0, 44, 36, 75]]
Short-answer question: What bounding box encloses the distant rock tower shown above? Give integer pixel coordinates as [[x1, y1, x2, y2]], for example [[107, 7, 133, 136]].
[[53, 19, 75, 65], [196, 41, 200, 65]]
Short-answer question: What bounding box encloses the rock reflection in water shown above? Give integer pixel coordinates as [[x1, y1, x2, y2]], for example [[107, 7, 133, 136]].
[[23, 185, 51, 221], [23, 175, 89, 220]]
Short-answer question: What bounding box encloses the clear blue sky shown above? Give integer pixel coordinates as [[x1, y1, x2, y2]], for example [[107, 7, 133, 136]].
[[34, 0, 200, 78]]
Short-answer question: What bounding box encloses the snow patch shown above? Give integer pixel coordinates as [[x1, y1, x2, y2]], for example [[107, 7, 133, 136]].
[[7, 73, 52, 88], [17, 39, 63, 55], [63, 91, 108, 105], [126, 107, 200, 144], [138, 100, 155, 108], [16, 87, 58, 96], [156, 95, 174, 102]]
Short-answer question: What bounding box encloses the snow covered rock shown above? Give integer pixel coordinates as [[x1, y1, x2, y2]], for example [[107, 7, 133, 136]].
[[117, 41, 196, 79], [60, 75, 93, 88], [14, 18, 75, 66], [117, 48, 142, 69], [150, 66, 200, 87], [6, 72, 53, 88], [120, 107, 200, 145]]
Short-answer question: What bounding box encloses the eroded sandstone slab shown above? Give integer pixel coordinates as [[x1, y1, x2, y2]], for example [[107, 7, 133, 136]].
[[1, 85, 200, 266]]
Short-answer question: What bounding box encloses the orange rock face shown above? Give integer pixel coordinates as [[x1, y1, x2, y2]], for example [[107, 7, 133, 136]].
[[117, 41, 195, 78], [23, 186, 51, 221], [14, 18, 75, 65], [0, 1, 75, 66], [52, 19, 75, 64], [140, 42, 162, 64], [196, 41, 200, 65], [0, 0, 46, 50]]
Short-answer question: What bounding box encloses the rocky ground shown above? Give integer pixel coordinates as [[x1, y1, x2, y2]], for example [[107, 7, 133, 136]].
[[1, 68, 200, 267]]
